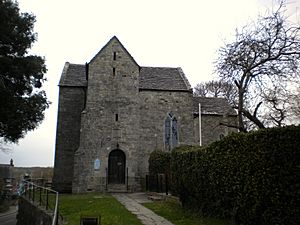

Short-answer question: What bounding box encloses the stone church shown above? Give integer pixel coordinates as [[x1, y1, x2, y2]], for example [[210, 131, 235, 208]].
[[53, 36, 237, 193]]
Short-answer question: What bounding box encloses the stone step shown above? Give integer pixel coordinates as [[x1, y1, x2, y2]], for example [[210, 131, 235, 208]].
[[107, 184, 128, 193], [148, 195, 164, 201]]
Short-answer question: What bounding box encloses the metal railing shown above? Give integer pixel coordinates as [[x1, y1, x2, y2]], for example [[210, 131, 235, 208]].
[[105, 168, 108, 191], [21, 180, 59, 225], [146, 173, 169, 195], [126, 167, 129, 191]]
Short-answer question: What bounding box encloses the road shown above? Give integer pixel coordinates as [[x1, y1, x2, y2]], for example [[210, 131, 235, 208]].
[[0, 207, 17, 225]]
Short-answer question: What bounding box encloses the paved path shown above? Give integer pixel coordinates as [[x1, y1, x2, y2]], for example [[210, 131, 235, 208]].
[[0, 206, 17, 225], [112, 193, 174, 225]]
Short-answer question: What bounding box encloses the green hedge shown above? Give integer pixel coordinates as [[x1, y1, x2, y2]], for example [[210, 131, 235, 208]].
[[171, 125, 300, 225], [149, 150, 171, 175]]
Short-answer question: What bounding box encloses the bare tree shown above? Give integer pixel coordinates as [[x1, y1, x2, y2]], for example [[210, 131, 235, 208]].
[[288, 86, 300, 123], [0, 138, 12, 153], [216, 1, 300, 131], [194, 80, 238, 107], [262, 86, 290, 127], [194, 82, 209, 97]]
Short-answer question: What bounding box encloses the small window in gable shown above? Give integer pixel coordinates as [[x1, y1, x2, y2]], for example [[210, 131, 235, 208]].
[[113, 52, 117, 60], [115, 114, 118, 122], [113, 67, 116, 76]]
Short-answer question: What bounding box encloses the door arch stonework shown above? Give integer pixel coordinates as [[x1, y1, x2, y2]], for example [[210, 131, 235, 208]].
[[108, 149, 126, 184]]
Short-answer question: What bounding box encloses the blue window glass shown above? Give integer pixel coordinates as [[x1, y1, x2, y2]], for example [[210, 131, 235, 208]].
[[172, 117, 178, 148], [165, 112, 178, 150], [165, 116, 171, 150]]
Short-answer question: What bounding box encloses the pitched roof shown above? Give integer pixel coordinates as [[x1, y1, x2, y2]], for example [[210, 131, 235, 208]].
[[59, 64, 192, 91], [193, 97, 237, 116], [139, 67, 191, 91], [59, 37, 192, 91], [59, 62, 87, 87]]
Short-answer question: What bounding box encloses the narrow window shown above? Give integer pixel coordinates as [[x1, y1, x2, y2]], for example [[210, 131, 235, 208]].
[[171, 117, 178, 148], [165, 112, 178, 150], [113, 67, 116, 76], [115, 113, 118, 121], [113, 52, 117, 60], [164, 116, 171, 150]]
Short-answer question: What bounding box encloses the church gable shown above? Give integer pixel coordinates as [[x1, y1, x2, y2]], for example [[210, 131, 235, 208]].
[[59, 37, 193, 92], [89, 36, 139, 68]]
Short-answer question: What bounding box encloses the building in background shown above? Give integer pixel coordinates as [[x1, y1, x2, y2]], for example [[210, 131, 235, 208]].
[[0, 159, 15, 194]]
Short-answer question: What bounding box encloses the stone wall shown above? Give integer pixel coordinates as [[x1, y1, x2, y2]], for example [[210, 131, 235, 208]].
[[194, 114, 237, 146], [72, 38, 141, 193], [138, 90, 195, 176], [17, 197, 53, 225], [54, 37, 238, 193], [13, 167, 53, 182], [53, 87, 86, 193]]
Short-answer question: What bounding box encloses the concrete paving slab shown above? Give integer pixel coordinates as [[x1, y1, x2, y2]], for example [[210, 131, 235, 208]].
[[113, 193, 174, 225]]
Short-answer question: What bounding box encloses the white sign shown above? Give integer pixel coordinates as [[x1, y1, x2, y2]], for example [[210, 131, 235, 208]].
[[94, 158, 100, 170]]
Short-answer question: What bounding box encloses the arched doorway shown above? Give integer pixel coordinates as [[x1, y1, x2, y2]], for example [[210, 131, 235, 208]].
[[108, 149, 126, 184]]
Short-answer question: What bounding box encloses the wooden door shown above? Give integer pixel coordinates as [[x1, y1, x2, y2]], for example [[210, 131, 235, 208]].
[[108, 150, 125, 184]]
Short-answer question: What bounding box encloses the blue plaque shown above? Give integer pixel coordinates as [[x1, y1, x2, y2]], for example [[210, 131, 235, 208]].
[[94, 158, 100, 170]]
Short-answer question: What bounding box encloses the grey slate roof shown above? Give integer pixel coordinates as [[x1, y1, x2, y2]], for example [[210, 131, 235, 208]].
[[59, 63, 236, 116], [139, 67, 191, 91], [59, 36, 192, 91], [193, 97, 237, 116], [59, 62, 87, 87], [59, 63, 192, 91]]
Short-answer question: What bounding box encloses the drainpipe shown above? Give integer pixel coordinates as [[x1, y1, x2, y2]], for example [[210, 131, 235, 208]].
[[199, 103, 202, 146], [85, 62, 89, 81]]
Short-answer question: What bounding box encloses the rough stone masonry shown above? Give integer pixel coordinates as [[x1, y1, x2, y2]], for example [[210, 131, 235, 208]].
[[53, 36, 237, 193]]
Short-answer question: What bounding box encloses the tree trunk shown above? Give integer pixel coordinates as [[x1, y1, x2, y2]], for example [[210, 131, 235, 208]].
[[238, 87, 246, 132]]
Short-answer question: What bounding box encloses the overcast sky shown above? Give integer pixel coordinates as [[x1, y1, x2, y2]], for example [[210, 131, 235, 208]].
[[0, 0, 299, 167]]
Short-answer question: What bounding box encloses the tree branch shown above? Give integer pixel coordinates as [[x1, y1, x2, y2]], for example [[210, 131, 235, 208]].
[[242, 108, 266, 129], [254, 101, 263, 117]]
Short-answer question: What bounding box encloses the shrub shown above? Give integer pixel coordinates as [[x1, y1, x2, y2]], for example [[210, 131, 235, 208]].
[[171, 125, 300, 225], [148, 150, 171, 175]]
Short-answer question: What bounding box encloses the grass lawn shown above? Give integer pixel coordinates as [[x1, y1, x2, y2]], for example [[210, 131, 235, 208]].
[[59, 193, 143, 225], [143, 201, 233, 225]]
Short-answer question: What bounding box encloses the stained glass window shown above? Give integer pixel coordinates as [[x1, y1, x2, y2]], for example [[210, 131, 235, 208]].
[[165, 112, 178, 150], [172, 117, 178, 148]]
